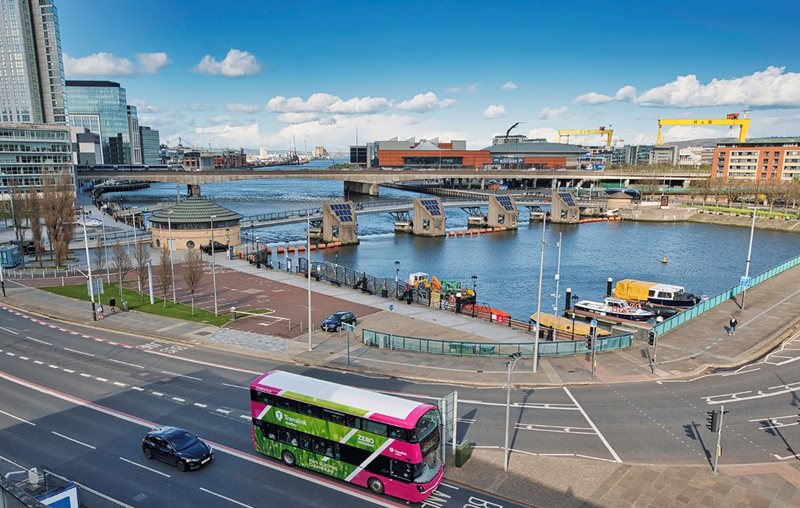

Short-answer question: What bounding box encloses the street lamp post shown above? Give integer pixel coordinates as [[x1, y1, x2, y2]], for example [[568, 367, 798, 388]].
[[553, 232, 562, 316], [504, 352, 522, 472], [307, 214, 312, 352], [210, 215, 218, 316], [394, 260, 400, 296], [742, 206, 757, 310], [533, 213, 546, 373], [471, 275, 477, 317], [77, 217, 96, 321], [167, 210, 176, 303], [100, 211, 110, 283], [571, 295, 579, 341]]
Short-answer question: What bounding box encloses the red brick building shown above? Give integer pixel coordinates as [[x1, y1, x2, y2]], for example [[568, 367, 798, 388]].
[[712, 138, 800, 182]]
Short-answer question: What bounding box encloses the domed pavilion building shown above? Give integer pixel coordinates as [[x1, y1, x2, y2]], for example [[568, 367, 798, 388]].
[[148, 197, 243, 251]]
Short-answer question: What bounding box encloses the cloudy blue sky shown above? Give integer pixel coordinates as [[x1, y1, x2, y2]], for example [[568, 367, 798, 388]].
[[58, 0, 800, 152]]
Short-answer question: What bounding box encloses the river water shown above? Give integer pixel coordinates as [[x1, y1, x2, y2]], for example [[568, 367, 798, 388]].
[[98, 163, 800, 320]]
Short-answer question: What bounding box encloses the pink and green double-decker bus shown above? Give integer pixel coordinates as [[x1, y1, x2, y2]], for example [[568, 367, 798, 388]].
[[249, 370, 443, 502]]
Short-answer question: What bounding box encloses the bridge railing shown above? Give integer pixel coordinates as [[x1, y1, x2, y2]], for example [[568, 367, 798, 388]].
[[652, 253, 800, 336], [361, 329, 634, 357]]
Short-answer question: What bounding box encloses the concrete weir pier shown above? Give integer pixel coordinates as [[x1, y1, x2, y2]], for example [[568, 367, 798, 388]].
[[343, 180, 380, 197], [413, 197, 446, 237], [322, 201, 359, 245], [487, 195, 518, 229]]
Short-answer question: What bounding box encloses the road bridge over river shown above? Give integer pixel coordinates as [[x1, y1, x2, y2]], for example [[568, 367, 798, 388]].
[[77, 167, 708, 196]]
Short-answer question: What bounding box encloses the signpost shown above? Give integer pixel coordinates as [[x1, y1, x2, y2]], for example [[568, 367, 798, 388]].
[[438, 391, 458, 464], [341, 322, 355, 366], [590, 318, 598, 379]]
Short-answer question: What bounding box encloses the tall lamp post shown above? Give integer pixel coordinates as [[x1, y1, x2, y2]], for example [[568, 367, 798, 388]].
[[76, 217, 96, 321], [471, 275, 478, 317], [210, 215, 218, 316], [167, 210, 176, 303], [504, 352, 522, 472], [533, 213, 546, 373], [394, 260, 400, 296], [100, 210, 110, 283], [571, 294, 579, 340], [741, 206, 757, 310], [307, 214, 312, 351]]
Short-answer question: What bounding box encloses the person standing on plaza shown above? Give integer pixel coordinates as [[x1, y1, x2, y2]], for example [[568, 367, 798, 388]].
[[729, 316, 738, 335]]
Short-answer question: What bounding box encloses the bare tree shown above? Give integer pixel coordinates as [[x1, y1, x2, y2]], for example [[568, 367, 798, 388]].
[[181, 249, 205, 315], [158, 247, 173, 307], [41, 174, 75, 268], [24, 188, 44, 266], [111, 242, 133, 300], [133, 241, 151, 296], [94, 235, 106, 275]]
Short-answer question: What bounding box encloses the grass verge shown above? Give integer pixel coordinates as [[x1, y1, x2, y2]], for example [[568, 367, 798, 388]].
[[690, 205, 798, 220], [42, 283, 230, 326]]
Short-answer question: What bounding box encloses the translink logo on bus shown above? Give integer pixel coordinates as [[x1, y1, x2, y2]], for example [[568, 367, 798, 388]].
[[274, 410, 308, 429]]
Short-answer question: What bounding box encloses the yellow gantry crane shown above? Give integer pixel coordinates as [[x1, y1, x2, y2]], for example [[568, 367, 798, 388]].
[[558, 127, 614, 147], [656, 113, 750, 145]]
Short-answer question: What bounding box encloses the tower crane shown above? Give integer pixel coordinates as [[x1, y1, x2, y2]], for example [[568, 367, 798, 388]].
[[656, 113, 750, 145], [557, 126, 614, 147]]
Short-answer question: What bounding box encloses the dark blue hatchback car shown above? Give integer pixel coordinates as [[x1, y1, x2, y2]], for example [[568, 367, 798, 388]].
[[142, 426, 213, 471], [320, 311, 357, 332]]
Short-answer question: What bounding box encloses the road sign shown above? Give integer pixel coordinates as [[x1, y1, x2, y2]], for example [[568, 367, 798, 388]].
[[590, 318, 597, 328], [341, 322, 355, 333], [740, 276, 751, 288], [388, 304, 395, 312]]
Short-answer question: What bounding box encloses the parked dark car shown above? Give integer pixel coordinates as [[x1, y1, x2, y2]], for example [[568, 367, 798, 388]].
[[142, 426, 213, 471], [321, 311, 357, 332], [202, 241, 228, 254]]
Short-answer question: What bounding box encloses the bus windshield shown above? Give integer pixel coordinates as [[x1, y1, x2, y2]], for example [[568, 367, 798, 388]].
[[415, 409, 440, 441]]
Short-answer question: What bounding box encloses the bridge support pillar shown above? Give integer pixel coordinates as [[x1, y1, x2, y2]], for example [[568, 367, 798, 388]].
[[480, 178, 485, 190], [487, 195, 518, 229], [344, 180, 379, 197], [412, 198, 445, 237], [322, 201, 359, 245]]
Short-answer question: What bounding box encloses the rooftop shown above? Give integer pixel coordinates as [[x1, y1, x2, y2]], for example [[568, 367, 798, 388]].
[[65, 80, 121, 88], [717, 137, 800, 146], [484, 141, 588, 154], [148, 197, 242, 225]]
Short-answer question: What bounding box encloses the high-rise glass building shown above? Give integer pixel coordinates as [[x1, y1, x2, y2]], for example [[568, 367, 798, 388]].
[[66, 80, 131, 164], [139, 125, 160, 165], [0, 123, 74, 191], [0, 0, 67, 124], [127, 105, 141, 164]]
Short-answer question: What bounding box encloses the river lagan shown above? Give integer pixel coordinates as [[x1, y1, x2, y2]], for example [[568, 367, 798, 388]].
[[100, 172, 800, 321]]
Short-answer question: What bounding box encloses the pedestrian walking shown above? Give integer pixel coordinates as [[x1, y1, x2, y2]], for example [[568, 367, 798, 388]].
[[109, 297, 116, 313], [96, 303, 104, 320], [729, 316, 737, 335]]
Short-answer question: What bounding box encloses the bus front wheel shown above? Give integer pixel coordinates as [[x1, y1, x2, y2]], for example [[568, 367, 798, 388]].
[[368, 477, 384, 495], [282, 450, 295, 466]]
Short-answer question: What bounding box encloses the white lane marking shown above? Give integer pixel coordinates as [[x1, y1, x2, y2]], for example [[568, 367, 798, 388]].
[[51, 431, 96, 449], [0, 326, 19, 335], [113, 382, 127, 387], [193, 403, 208, 408], [33, 361, 44, 365], [775, 356, 800, 366], [222, 383, 248, 390], [108, 359, 145, 369], [0, 410, 35, 426], [79, 373, 91, 377], [48, 364, 58, 369], [748, 414, 798, 422], [119, 457, 171, 478], [199, 487, 254, 508], [63, 369, 75, 374], [25, 335, 52, 346], [63, 347, 95, 357], [161, 370, 202, 381], [141, 349, 261, 375], [172, 397, 185, 403], [239, 415, 250, 420], [19, 356, 29, 361], [702, 391, 752, 400], [95, 377, 108, 383], [5, 352, 15, 357], [152, 392, 164, 397], [563, 387, 622, 463], [514, 423, 595, 435], [216, 409, 231, 414], [459, 399, 579, 410], [705, 385, 800, 404], [130, 387, 145, 392], [774, 452, 800, 461]]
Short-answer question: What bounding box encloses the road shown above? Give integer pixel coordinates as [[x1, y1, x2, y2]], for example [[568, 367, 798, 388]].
[[0, 306, 517, 508], [1, 305, 798, 505]]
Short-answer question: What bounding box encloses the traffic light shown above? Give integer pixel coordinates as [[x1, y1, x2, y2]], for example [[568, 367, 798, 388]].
[[648, 331, 655, 346], [706, 410, 720, 432], [586, 335, 593, 350]]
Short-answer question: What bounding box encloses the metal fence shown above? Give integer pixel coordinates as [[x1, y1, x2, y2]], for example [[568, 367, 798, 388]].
[[362, 329, 634, 358], [652, 253, 800, 336]]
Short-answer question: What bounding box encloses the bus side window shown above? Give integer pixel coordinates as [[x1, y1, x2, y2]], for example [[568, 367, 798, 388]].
[[300, 435, 312, 450], [257, 392, 274, 406], [322, 409, 347, 426], [362, 420, 388, 437], [312, 438, 326, 456], [390, 459, 413, 481], [388, 427, 405, 440], [275, 397, 297, 412], [346, 415, 361, 429], [267, 424, 277, 441], [298, 402, 317, 417]]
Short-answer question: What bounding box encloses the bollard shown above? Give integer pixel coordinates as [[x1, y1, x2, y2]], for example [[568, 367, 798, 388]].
[[231, 307, 237, 319], [61, 276, 64, 286]]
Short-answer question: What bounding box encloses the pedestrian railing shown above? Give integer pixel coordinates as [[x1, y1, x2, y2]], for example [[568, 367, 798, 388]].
[[361, 329, 634, 358], [652, 253, 800, 336]]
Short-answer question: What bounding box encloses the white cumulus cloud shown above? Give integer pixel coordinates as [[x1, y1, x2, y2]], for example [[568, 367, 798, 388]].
[[539, 106, 568, 120], [614, 85, 637, 101], [64, 51, 171, 77], [226, 103, 262, 113], [482, 105, 506, 119], [527, 128, 559, 142], [277, 112, 320, 124], [267, 93, 389, 114], [395, 92, 455, 112], [574, 91, 615, 105], [501, 81, 518, 91], [194, 123, 262, 146], [445, 83, 478, 93], [195, 49, 262, 77], [137, 52, 171, 74]]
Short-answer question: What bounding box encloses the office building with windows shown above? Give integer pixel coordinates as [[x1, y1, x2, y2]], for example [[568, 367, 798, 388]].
[[139, 125, 160, 165], [66, 80, 131, 164], [0, 0, 67, 124], [712, 138, 800, 182], [0, 123, 74, 195], [127, 105, 141, 164]]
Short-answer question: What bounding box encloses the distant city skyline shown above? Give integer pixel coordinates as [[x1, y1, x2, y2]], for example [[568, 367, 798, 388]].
[[56, 0, 800, 150]]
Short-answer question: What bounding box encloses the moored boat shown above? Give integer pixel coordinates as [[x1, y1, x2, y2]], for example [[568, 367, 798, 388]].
[[573, 297, 654, 322], [529, 312, 612, 340], [614, 279, 702, 308]]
